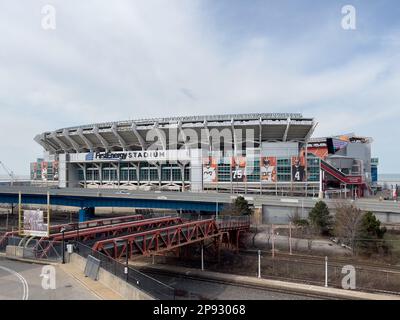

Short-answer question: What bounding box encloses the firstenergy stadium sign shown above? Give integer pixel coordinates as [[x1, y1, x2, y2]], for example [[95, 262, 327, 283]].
[[77, 150, 191, 162]]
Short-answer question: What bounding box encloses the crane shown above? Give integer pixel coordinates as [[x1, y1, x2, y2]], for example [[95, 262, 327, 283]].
[[0, 161, 15, 186]]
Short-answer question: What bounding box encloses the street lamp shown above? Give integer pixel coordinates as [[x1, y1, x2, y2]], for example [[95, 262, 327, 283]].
[[115, 238, 129, 282], [60, 227, 66, 264]]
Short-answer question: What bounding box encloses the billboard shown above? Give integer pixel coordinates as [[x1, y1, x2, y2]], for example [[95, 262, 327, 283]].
[[53, 161, 59, 180], [23, 209, 49, 237], [41, 162, 48, 181], [203, 157, 217, 183], [292, 156, 306, 182], [232, 157, 246, 182], [327, 138, 348, 154], [261, 157, 277, 182]]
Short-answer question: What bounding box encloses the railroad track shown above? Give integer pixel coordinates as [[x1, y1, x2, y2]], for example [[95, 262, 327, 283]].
[[136, 266, 342, 300], [136, 264, 400, 299], [239, 249, 400, 274]]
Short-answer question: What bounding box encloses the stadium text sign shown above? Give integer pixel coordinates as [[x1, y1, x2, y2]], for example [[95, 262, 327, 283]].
[[85, 150, 190, 162]]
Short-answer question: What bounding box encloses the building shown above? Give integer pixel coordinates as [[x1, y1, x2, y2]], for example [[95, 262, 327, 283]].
[[32, 113, 375, 198]]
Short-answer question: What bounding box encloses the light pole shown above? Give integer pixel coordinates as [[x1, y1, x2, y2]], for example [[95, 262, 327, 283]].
[[60, 227, 66, 264], [116, 238, 129, 281]]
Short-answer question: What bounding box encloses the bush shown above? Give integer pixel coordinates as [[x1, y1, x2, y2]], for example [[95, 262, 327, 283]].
[[309, 201, 333, 235]]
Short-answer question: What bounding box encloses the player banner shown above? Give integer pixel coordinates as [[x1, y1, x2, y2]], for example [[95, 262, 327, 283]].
[[22, 209, 49, 237], [232, 157, 246, 182], [292, 156, 306, 182], [261, 157, 277, 182], [203, 157, 217, 183]]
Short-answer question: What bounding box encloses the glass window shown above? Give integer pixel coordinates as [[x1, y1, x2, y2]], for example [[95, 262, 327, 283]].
[[171, 168, 182, 181], [277, 157, 291, 182]]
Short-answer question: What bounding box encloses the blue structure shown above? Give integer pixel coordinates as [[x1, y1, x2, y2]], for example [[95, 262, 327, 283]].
[[0, 190, 224, 222], [79, 207, 96, 222]]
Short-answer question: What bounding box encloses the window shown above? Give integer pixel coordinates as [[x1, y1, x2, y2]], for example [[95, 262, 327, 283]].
[[307, 154, 320, 182], [161, 165, 171, 181], [246, 158, 260, 182], [277, 157, 291, 182], [184, 167, 190, 181], [217, 162, 230, 182], [171, 168, 182, 181]]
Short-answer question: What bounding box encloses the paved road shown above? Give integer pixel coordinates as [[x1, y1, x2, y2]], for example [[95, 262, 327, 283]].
[[0, 257, 97, 300], [150, 273, 320, 300]]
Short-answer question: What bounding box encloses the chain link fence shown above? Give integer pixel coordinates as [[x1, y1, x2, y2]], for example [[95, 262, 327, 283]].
[[74, 241, 175, 300]]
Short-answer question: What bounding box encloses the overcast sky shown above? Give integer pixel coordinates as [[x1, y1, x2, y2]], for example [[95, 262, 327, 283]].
[[0, 0, 399, 175]]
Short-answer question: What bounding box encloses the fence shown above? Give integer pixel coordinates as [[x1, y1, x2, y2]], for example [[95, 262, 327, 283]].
[[164, 248, 400, 295], [74, 241, 175, 300], [0, 234, 63, 261]]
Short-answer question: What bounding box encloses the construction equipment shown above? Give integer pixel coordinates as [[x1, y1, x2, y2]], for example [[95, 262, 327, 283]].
[[0, 161, 15, 186]]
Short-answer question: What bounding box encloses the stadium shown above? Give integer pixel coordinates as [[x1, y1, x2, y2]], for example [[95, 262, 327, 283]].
[[31, 113, 375, 199]]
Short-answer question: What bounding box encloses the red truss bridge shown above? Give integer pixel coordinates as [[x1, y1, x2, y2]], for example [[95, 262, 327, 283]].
[[1, 214, 250, 260], [0, 214, 144, 248], [37, 215, 183, 259]]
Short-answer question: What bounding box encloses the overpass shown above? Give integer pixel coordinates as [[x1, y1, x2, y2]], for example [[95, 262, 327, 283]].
[[0, 186, 399, 223]]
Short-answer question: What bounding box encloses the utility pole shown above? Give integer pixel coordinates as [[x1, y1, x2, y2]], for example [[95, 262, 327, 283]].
[[289, 222, 292, 255], [271, 224, 275, 258]]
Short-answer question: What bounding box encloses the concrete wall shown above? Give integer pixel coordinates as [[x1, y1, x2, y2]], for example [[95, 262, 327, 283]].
[[262, 205, 310, 224], [261, 204, 400, 225], [69, 253, 154, 300]]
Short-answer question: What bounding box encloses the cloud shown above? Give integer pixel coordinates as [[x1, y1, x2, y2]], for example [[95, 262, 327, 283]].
[[0, 1, 399, 173]]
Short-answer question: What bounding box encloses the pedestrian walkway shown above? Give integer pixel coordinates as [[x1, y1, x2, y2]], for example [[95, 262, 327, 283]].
[[59, 263, 124, 300]]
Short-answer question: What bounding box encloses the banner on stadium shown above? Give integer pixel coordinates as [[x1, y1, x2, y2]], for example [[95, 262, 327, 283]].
[[53, 161, 59, 180], [291, 156, 306, 182], [41, 162, 48, 181], [22, 209, 49, 237], [203, 157, 217, 183], [260, 157, 277, 182], [232, 157, 246, 182]]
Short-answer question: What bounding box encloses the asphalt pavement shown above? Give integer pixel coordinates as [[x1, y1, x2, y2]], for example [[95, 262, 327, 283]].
[[0, 257, 97, 300]]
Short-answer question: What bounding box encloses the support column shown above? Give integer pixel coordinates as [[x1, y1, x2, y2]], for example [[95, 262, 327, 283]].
[[253, 206, 262, 225], [79, 207, 95, 222]]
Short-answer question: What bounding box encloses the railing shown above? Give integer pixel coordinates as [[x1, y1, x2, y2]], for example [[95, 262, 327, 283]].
[[74, 241, 175, 300], [0, 235, 62, 261], [217, 215, 251, 231]]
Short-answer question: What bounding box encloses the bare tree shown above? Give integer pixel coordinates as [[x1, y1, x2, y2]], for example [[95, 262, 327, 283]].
[[334, 202, 364, 255]]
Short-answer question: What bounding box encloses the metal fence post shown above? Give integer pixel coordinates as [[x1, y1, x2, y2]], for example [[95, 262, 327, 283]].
[[325, 256, 328, 287], [257, 250, 261, 279], [201, 244, 204, 271]]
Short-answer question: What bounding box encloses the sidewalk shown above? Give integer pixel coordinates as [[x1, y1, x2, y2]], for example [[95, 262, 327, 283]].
[[131, 261, 400, 300], [59, 262, 124, 300]]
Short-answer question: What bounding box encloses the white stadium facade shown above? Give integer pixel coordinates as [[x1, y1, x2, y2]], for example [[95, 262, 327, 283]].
[[32, 113, 375, 198]]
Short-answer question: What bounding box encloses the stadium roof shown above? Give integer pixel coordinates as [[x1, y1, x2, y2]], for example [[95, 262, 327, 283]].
[[35, 113, 317, 154]]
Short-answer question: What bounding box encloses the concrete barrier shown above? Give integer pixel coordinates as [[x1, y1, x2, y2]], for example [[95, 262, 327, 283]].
[[69, 253, 153, 300]]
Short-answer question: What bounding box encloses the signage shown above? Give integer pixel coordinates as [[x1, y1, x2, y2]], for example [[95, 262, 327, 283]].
[[22, 209, 49, 237], [83, 150, 190, 162]]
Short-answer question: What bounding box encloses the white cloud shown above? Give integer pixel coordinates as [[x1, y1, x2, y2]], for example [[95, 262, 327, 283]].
[[0, 1, 399, 173]]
